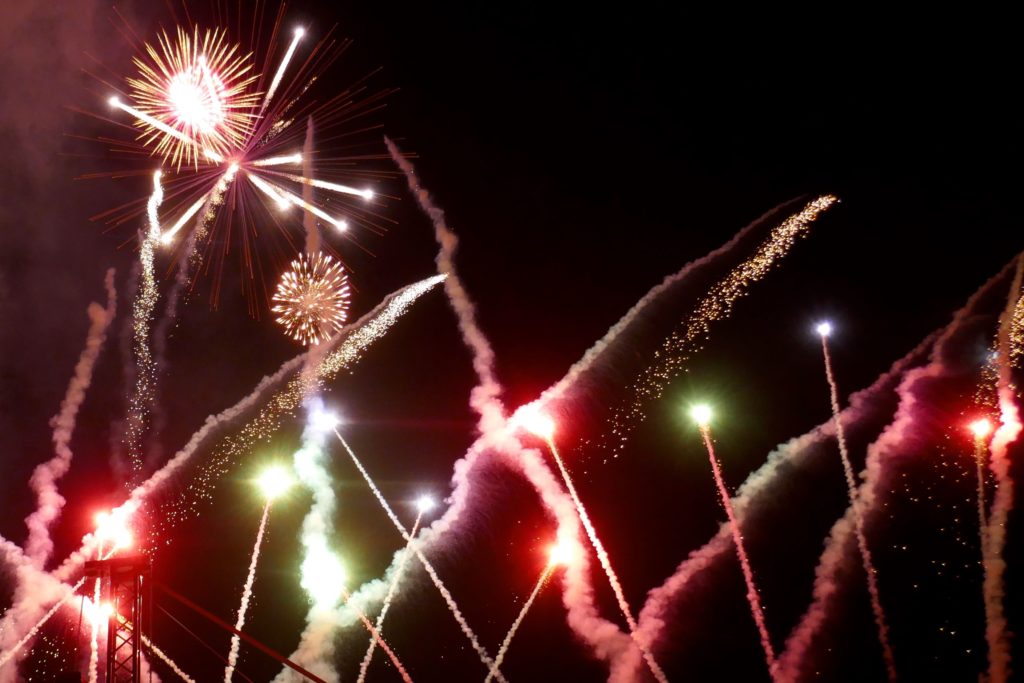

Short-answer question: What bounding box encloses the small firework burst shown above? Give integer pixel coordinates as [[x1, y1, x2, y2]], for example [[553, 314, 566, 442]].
[[126, 26, 261, 168], [272, 252, 351, 345]]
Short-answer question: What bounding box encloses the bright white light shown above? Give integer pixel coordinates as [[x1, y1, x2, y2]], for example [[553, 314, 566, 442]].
[[294, 27, 305, 37], [416, 495, 436, 513], [970, 418, 994, 439], [308, 407, 340, 433], [108, 96, 121, 108], [690, 404, 712, 427], [334, 219, 349, 232], [512, 404, 555, 439], [95, 509, 132, 549], [548, 541, 577, 568], [362, 189, 374, 201], [258, 466, 293, 500], [816, 321, 832, 337], [301, 544, 346, 608]]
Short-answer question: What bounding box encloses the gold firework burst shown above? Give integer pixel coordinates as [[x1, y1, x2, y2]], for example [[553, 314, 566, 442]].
[[126, 26, 261, 168], [272, 253, 352, 345]]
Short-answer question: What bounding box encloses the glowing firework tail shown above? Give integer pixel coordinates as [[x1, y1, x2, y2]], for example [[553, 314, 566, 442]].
[[24, 269, 116, 566], [338, 585, 413, 683], [88, 578, 101, 683], [143, 633, 195, 683], [224, 501, 272, 682], [484, 561, 556, 683], [357, 511, 425, 683], [261, 27, 304, 115], [982, 254, 1024, 683], [536, 436, 667, 683], [302, 117, 319, 255], [818, 328, 897, 682], [124, 171, 165, 484], [331, 429, 506, 682], [970, 421, 992, 555], [695, 420, 777, 679], [272, 252, 351, 346], [0, 576, 86, 671]]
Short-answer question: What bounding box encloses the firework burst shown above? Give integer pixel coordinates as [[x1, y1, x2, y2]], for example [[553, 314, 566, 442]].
[[125, 27, 260, 169], [272, 253, 351, 345]]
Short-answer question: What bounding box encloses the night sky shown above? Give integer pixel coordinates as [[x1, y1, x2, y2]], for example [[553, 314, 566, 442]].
[[1, 2, 1021, 682]]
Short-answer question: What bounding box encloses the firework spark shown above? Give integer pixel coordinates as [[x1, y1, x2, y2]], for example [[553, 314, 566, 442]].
[[691, 405, 778, 680], [126, 27, 260, 168], [816, 323, 896, 682], [272, 252, 352, 345]]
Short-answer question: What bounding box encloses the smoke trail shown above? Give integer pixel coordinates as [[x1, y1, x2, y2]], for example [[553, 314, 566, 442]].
[[330, 430, 505, 681], [224, 501, 271, 682], [973, 434, 990, 555], [289, 412, 341, 682], [337, 586, 412, 683], [385, 137, 505, 432], [772, 261, 1019, 683], [302, 117, 320, 255], [698, 425, 777, 679], [546, 438, 669, 683], [356, 512, 424, 683], [819, 334, 896, 681], [143, 633, 192, 682], [485, 563, 555, 683], [982, 254, 1024, 683], [24, 269, 116, 566]]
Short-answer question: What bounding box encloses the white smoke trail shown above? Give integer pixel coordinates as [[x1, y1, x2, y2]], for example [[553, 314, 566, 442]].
[[87, 578, 101, 683], [302, 117, 319, 255], [337, 586, 413, 683], [224, 501, 271, 682], [485, 563, 555, 683], [143, 633, 192, 683], [982, 253, 1024, 683], [331, 429, 505, 681], [697, 426, 777, 679], [356, 512, 424, 683], [24, 268, 117, 566], [819, 334, 896, 682]]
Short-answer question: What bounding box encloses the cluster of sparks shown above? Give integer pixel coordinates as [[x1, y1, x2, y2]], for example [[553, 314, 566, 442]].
[[597, 195, 839, 459], [272, 252, 352, 346]]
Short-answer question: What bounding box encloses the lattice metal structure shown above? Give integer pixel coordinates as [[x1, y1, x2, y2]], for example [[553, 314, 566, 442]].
[[84, 556, 150, 683]]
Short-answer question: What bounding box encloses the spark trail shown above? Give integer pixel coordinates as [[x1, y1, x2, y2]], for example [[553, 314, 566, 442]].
[[357, 508, 426, 683], [817, 325, 896, 682], [542, 433, 668, 683], [25, 269, 117, 566], [88, 578, 101, 683], [125, 171, 165, 483], [969, 419, 992, 555], [338, 585, 413, 683], [982, 253, 1024, 683], [224, 501, 272, 682], [0, 577, 86, 670], [694, 413, 777, 680], [485, 557, 559, 683], [331, 429, 505, 682]]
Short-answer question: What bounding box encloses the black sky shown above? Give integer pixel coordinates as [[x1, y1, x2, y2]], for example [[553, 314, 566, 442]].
[[1, 2, 1021, 681]]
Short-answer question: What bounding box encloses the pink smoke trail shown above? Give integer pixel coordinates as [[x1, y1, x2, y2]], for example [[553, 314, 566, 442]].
[[982, 253, 1024, 683], [545, 437, 668, 683], [697, 424, 777, 680], [819, 332, 896, 682], [972, 430, 990, 555], [224, 501, 272, 682], [485, 562, 556, 683], [87, 578, 101, 683], [302, 117, 320, 255], [24, 268, 117, 566], [339, 585, 413, 683], [357, 511, 424, 683]]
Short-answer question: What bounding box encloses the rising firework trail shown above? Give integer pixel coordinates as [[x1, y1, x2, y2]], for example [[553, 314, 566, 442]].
[[330, 426, 506, 682], [338, 584, 413, 683], [513, 406, 668, 683], [815, 322, 897, 682], [968, 419, 993, 554], [357, 495, 435, 683], [982, 254, 1024, 683], [485, 543, 573, 683], [224, 467, 292, 682], [691, 404, 778, 681]]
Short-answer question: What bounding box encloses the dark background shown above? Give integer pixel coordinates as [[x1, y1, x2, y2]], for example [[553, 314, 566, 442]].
[[1, 2, 1020, 681]]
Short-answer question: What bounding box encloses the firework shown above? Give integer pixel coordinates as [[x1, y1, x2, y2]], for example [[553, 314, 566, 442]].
[[272, 253, 352, 346], [969, 418, 993, 539], [513, 407, 668, 683], [484, 542, 574, 683], [125, 27, 260, 168], [357, 496, 434, 683], [815, 322, 896, 682], [691, 405, 778, 681]]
